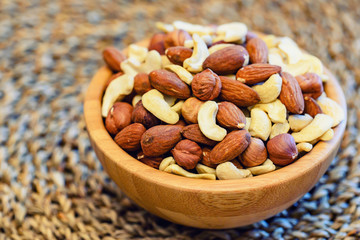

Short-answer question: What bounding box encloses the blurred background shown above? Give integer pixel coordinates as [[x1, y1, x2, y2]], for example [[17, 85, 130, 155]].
[[0, 0, 359, 239]]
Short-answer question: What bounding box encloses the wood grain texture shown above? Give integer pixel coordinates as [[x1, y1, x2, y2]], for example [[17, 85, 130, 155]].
[[83, 41, 347, 229]]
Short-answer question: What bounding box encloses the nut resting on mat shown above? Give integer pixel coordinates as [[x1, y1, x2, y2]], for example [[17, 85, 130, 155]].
[[100, 21, 345, 180]]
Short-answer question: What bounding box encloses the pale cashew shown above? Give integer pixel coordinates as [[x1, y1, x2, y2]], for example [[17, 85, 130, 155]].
[[197, 101, 227, 141], [132, 95, 142, 107], [245, 117, 251, 131], [128, 44, 148, 63], [216, 162, 252, 180], [196, 164, 216, 175], [319, 129, 334, 141], [208, 43, 235, 55], [165, 65, 193, 85], [121, 50, 162, 75], [184, 35, 213, 48], [173, 20, 214, 36], [170, 101, 184, 114], [317, 95, 345, 127], [252, 99, 287, 123], [292, 114, 334, 143], [161, 55, 172, 68], [252, 73, 282, 103], [249, 108, 272, 141], [164, 94, 177, 106], [247, 159, 276, 175], [159, 157, 176, 171], [101, 74, 134, 117], [284, 54, 323, 77], [278, 37, 303, 64], [268, 48, 286, 68], [164, 164, 216, 180], [183, 34, 209, 73], [260, 34, 279, 49], [142, 89, 179, 124], [215, 22, 247, 43], [155, 21, 174, 33], [270, 121, 290, 139], [320, 73, 329, 82], [296, 143, 313, 153], [288, 114, 313, 132]]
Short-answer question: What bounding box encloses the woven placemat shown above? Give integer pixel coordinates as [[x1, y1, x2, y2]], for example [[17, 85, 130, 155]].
[[0, 0, 359, 239]]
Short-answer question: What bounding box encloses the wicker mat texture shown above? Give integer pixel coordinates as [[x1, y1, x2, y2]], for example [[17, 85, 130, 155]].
[[0, 0, 360, 239]]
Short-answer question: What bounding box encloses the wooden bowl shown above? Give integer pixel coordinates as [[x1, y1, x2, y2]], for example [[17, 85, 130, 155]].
[[84, 43, 346, 229]]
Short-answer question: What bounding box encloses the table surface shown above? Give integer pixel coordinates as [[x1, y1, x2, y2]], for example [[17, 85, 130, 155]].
[[0, 0, 359, 239]]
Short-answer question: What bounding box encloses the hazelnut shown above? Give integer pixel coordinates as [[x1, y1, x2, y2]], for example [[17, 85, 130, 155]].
[[164, 29, 192, 49], [295, 73, 324, 99], [105, 102, 133, 135], [171, 140, 202, 170], [191, 69, 222, 101], [238, 137, 267, 167], [131, 101, 160, 128], [267, 133, 298, 166], [216, 101, 246, 129], [134, 73, 152, 95], [148, 33, 166, 55], [114, 123, 146, 151], [181, 97, 204, 124], [165, 46, 193, 65]]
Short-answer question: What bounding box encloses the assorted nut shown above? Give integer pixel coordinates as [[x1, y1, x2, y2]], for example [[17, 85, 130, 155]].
[[101, 21, 345, 180]]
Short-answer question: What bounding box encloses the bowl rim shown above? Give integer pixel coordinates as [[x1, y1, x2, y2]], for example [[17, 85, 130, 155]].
[[84, 45, 347, 194]]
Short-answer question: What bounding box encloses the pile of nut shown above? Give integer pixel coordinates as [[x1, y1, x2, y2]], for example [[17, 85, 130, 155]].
[[100, 21, 345, 180]]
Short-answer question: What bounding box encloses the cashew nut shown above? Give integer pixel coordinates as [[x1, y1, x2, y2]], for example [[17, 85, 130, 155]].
[[291, 114, 334, 143], [252, 99, 287, 123], [161, 55, 172, 68], [121, 50, 162, 75], [173, 20, 214, 36], [165, 65, 193, 85], [101, 74, 134, 117], [247, 159, 276, 175], [245, 117, 251, 131], [155, 22, 174, 33], [270, 121, 290, 139], [170, 100, 184, 114], [288, 114, 313, 132], [296, 143, 313, 153], [142, 89, 179, 124], [252, 73, 282, 103], [216, 162, 252, 180], [164, 164, 216, 180], [278, 37, 303, 64], [208, 43, 235, 55], [249, 108, 272, 141], [197, 101, 227, 141], [159, 156, 176, 171], [215, 22, 247, 43], [164, 95, 177, 106], [183, 34, 209, 73], [317, 95, 345, 127], [284, 54, 323, 77], [196, 163, 216, 175], [128, 44, 148, 63], [268, 48, 286, 69], [132, 95, 142, 107], [260, 34, 279, 49], [319, 128, 334, 141], [184, 35, 213, 48]]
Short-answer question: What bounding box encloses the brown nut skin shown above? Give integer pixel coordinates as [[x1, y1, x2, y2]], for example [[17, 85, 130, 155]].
[[238, 137, 267, 167], [149, 69, 191, 99], [165, 46, 193, 65], [245, 32, 258, 42], [105, 72, 124, 88], [181, 97, 204, 124], [105, 102, 133, 136], [134, 73, 152, 95], [209, 130, 251, 165], [230, 159, 244, 169], [114, 123, 146, 151], [203, 45, 249, 75], [141, 125, 183, 157], [164, 29, 192, 49], [148, 33, 166, 55], [217, 101, 246, 129], [295, 73, 324, 99], [267, 133, 298, 166], [246, 38, 269, 64], [279, 72, 305, 114], [174, 119, 187, 127], [191, 69, 222, 101], [236, 63, 282, 85], [181, 124, 218, 146], [304, 96, 323, 117], [219, 76, 260, 107], [200, 147, 218, 168], [137, 152, 163, 169], [102, 47, 126, 72], [171, 140, 202, 170], [131, 101, 160, 129]]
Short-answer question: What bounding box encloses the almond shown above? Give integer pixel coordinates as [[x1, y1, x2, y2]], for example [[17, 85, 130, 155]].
[[141, 125, 183, 157], [230, 159, 244, 169], [191, 69, 222, 101], [114, 123, 146, 151], [304, 96, 323, 117], [165, 46, 193, 65], [181, 97, 204, 124], [137, 152, 163, 169], [295, 73, 324, 99], [134, 73, 153, 95], [149, 69, 191, 99], [105, 102, 133, 135], [279, 72, 305, 114], [267, 133, 298, 166], [200, 147, 217, 168], [217, 102, 246, 129], [209, 130, 251, 165], [245, 32, 258, 42], [164, 29, 192, 49], [219, 76, 260, 107], [102, 47, 126, 72], [246, 38, 269, 64], [171, 140, 202, 170], [238, 137, 267, 167], [236, 63, 281, 85], [181, 124, 218, 146], [202, 45, 249, 75], [148, 33, 166, 55], [131, 101, 160, 128]]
